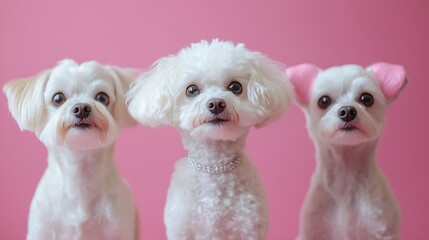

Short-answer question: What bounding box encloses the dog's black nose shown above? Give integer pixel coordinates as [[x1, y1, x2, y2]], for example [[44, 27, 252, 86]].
[[72, 103, 92, 119], [206, 98, 226, 114], [338, 106, 357, 122]]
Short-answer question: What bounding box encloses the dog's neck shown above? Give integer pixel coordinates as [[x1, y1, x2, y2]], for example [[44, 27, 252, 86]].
[[181, 131, 247, 166], [314, 138, 379, 194], [46, 144, 119, 193]]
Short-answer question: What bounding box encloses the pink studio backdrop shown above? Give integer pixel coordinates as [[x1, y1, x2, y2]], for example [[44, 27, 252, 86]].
[[1, 0, 428, 239]]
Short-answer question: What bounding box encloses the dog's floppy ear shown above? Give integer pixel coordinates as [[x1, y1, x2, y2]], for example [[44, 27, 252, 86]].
[[367, 62, 407, 102], [3, 70, 50, 131], [106, 66, 139, 128], [287, 64, 319, 107], [126, 56, 178, 127], [247, 54, 294, 128]]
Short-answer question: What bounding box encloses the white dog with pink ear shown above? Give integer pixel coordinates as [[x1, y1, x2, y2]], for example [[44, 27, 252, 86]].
[[287, 63, 407, 240], [3, 59, 139, 240]]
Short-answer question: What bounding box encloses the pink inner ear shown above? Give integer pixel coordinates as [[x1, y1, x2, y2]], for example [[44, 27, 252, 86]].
[[287, 64, 318, 105], [370, 63, 406, 99]]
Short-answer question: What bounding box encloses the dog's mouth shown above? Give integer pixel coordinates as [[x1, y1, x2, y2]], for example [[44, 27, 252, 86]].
[[206, 117, 228, 125], [194, 111, 239, 128], [338, 122, 359, 132], [72, 120, 95, 130], [340, 126, 357, 131], [74, 123, 92, 129]]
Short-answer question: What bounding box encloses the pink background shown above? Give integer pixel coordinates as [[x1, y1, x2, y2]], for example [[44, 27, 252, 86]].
[[1, 0, 428, 239]]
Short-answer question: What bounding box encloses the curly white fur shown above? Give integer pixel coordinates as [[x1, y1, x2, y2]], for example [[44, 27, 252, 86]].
[[3, 59, 139, 240], [288, 63, 407, 240], [127, 39, 294, 240]]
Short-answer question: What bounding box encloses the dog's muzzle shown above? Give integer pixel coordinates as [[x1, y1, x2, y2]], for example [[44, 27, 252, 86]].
[[205, 98, 230, 124], [72, 103, 93, 128], [338, 106, 357, 122], [206, 98, 226, 115], [72, 103, 92, 120], [338, 106, 358, 131]]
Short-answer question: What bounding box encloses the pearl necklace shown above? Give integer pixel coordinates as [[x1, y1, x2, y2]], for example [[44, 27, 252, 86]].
[[187, 155, 241, 174]]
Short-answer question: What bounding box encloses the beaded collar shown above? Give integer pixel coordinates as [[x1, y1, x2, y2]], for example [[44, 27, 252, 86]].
[[187, 155, 241, 174]]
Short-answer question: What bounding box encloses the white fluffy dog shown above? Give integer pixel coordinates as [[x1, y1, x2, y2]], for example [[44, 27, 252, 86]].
[[127, 39, 294, 240], [3, 59, 139, 240], [287, 63, 407, 240]]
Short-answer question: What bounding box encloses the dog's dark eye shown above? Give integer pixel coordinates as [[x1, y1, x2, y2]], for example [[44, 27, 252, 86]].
[[228, 81, 242, 95], [186, 85, 200, 97], [359, 92, 374, 107], [52, 92, 66, 106], [95, 92, 110, 106], [318, 95, 332, 109]]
